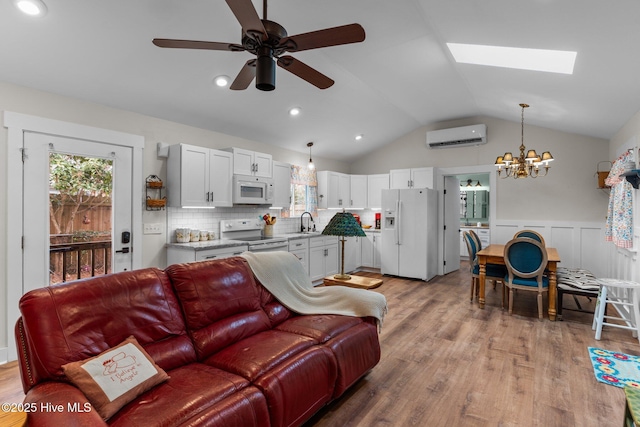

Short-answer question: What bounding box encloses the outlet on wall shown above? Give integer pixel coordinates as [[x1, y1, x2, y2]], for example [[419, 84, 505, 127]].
[[143, 223, 163, 234]]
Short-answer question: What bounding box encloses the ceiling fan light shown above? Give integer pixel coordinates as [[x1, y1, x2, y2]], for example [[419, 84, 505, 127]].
[[256, 47, 275, 91], [14, 0, 47, 16]]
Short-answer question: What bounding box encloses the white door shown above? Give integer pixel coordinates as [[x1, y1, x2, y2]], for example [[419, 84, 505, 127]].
[[23, 132, 134, 293], [444, 176, 461, 274]]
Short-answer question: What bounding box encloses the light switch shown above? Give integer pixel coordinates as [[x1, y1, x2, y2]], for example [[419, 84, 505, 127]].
[[143, 223, 163, 234]]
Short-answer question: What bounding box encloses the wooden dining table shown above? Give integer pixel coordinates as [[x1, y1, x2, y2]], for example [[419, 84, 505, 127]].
[[476, 243, 561, 320]]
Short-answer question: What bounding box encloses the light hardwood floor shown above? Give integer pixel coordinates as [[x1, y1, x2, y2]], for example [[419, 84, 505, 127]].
[[0, 262, 634, 426]]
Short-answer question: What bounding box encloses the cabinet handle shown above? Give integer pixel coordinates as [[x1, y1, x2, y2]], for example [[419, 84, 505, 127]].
[[255, 163, 258, 172], [205, 255, 218, 259], [206, 192, 210, 202]]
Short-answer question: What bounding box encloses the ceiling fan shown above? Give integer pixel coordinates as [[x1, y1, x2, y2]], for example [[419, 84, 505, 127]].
[[152, 0, 365, 91]]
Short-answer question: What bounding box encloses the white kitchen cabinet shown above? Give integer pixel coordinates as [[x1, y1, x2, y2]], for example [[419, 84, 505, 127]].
[[389, 167, 434, 189], [288, 238, 309, 276], [272, 160, 291, 209], [223, 147, 272, 178], [317, 171, 350, 209], [349, 175, 368, 209], [167, 244, 248, 265], [342, 236, 362, 274], [167, 144, 233, 207], [361, 231, 381, 268], [309, 236, 339, 282], [367, 173, 389, 209]]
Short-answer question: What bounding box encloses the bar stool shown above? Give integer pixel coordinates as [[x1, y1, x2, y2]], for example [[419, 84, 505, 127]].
[[592, 278, 640, 343]]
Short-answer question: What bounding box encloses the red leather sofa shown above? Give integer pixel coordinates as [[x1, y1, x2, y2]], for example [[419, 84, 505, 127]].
[[15, 257, 381, 426]]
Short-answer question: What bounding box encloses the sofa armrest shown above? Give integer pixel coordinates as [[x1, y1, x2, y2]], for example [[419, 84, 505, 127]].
[[24, 381, 107, 426]]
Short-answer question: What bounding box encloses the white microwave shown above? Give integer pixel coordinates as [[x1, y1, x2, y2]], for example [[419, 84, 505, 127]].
[[232, 174, 274, 205]]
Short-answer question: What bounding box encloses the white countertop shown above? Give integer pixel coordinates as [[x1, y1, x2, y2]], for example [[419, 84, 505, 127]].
[[166, 229, 380, 251]]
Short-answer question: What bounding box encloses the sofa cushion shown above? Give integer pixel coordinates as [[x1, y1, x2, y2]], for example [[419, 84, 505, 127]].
[[166, 258, 272, 359], [275, 314, 363, 343], [204, 330, 317, 381], [107, 363, 266, 427], [18, 268, 195, 387], [62, 335, 170, 420], [277, 316, 380, 398], [253, 346, 337, 427]]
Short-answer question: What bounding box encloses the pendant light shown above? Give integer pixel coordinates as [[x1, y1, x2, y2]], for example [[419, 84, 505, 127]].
[[307, 142, 315, 170], [495, 103, 554, 179]]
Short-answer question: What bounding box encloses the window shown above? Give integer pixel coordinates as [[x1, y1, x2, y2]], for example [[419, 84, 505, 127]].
[[282, 165, 317, 218]]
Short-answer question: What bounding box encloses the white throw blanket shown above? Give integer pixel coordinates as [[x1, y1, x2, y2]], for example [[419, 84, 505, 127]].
[[241, 251, 387, 331]]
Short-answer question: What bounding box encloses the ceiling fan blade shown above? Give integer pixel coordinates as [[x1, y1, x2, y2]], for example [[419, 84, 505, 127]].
[[153, 38, 244, 52], [277, 56, 334, 89], [280, 23, 365, 53], [230, 59, 257, 90], [225, 0, 267, 40]]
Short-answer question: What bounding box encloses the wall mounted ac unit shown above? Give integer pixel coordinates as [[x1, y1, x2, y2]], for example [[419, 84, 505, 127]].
[[426, 124, 487, 149]]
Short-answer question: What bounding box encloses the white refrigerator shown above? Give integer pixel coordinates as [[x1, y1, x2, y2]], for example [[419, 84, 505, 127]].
[[380, 188, 438, 281]]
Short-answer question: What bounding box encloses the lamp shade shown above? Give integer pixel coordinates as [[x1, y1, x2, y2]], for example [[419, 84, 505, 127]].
[[322, 212, 366, 237]]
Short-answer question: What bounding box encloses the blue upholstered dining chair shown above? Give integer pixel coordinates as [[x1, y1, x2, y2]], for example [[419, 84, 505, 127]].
[[513, 229, 546, 247], [463, 231, 507, 305], [503, 237, 549, 319]]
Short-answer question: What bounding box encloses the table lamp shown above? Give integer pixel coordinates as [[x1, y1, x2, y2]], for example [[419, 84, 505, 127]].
[[322, 211, 366, 280]]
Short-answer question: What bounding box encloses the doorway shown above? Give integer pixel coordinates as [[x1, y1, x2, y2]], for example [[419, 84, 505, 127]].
[[22, 132, 134, 292], [4, 112, 144, 362], [436, 166, 496, 276]]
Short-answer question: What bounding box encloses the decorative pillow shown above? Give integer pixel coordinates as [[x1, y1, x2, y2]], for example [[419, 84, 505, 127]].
[[62, 335, 170, 420]]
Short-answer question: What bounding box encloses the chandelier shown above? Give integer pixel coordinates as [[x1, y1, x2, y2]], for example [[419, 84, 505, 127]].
[[495, 103, 553, 178]]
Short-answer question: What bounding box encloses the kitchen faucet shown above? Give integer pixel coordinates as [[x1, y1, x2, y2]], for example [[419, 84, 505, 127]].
[[300, 212, 315, 233]]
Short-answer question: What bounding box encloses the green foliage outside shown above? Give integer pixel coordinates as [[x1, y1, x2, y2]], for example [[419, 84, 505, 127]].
[[49, 153, 113, 235]]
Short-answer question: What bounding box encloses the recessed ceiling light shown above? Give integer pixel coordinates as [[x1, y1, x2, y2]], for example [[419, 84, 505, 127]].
[[355, 134, 363, 141], [13, 0, 47, 16], [447, 43, 577, 75], [289, 107, 301, 116], [213, 75, 229, 87]]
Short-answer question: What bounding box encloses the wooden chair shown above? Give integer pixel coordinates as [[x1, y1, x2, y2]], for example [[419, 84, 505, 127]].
[[503, 237, 548, 319], [513, 229, 546, 247], [592, 278, 640, 343], [463, 231, 506, 305]]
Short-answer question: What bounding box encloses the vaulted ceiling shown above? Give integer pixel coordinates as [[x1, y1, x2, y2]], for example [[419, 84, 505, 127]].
[[2, 0, 637, 161]]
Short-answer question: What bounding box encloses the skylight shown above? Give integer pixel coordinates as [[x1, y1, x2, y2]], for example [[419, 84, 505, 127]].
[[447, 43, 577, 75]]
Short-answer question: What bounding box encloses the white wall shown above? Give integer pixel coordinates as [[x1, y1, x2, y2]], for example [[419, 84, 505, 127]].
[[350, 115, 610, 223], [0, 82, 350, 360], [607, 109, 640, 281]]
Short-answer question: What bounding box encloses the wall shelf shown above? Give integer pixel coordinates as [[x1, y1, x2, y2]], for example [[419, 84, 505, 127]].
[[145, 175, 166, 210]]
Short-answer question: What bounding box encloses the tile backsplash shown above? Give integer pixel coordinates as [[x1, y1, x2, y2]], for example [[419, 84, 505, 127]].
[[167, 207, 377, 243]]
